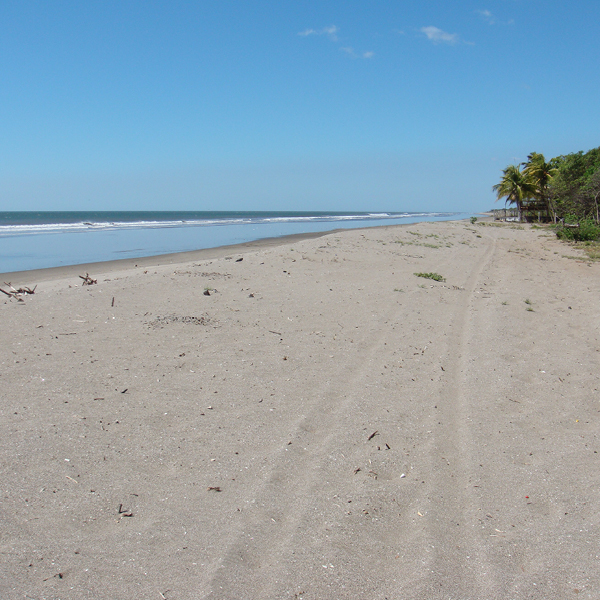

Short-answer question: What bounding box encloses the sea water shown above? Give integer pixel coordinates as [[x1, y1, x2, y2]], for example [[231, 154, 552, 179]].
[[0, 210, 465, 273]]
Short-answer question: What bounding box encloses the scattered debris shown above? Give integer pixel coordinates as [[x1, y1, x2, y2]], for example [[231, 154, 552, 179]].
[[0, 282, 37, 300], [79, 273, 97, 285], [367, 430, 379, 441], [207, 486, 222, 492], [147, 314, 214, 328], [235, 258, 243, 262], [118, 503, 133, 517]]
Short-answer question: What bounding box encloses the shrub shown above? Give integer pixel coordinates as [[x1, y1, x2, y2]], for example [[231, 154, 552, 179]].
[[556, 218, 600, 242]]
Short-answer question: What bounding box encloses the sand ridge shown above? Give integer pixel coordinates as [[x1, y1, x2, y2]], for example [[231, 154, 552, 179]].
[[1, 220, 599, 599]]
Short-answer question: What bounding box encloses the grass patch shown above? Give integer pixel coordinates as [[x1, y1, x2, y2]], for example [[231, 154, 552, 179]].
[[414, 272, 446, 282], [567, 240, 600, 261], [583, 244, 600, 260]]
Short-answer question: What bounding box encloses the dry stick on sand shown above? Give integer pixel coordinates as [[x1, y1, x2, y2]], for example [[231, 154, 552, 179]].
[[79, 273, 97, 285], [0, 283, 37, 301]]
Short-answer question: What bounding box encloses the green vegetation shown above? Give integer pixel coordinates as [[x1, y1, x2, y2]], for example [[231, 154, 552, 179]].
[[555, 217, 600, 241], [470, 216, 478, 224], [492, 164, 537, 222], [493, 145, 600, 241], [550, 147, 600, 222], [414, 272, 446, 282]]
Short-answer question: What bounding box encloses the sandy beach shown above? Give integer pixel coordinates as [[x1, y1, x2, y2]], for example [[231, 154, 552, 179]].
[[1, 219, 599, 599]]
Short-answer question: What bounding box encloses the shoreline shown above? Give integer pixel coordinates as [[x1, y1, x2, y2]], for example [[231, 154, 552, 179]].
[[0, 228, 340, 284], [0, 216, 481, 283]]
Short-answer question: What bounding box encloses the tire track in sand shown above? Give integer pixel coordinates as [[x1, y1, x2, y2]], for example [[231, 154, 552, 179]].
[[200, 226, 503, 599], [199, 272, 424, 599], [418, 227, 502, 599]]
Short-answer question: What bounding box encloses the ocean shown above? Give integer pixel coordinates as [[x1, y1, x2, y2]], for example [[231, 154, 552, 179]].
[[0, 210, 466, 274]]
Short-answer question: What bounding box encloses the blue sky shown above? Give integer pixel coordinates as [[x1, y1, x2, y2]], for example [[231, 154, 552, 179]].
[[1, 0, 599, 212]]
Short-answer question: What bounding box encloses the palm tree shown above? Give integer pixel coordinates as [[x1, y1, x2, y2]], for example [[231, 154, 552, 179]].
[[493, 164, 536, 222], [523, 152, 558, 222]]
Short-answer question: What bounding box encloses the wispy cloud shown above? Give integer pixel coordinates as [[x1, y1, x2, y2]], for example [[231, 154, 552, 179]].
[[476, 10, 514, 26], [298, 25, 338, 41], [340, 47, 374, 59], [300, 26, 374, 59], [476, 9, 496, 24], [420, 26, 459, 45]]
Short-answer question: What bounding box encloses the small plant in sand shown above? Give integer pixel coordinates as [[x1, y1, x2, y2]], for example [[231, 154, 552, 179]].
[[414, 272, 446, 282], [470, 216, 478, 224], [524, 299, 534, 311]]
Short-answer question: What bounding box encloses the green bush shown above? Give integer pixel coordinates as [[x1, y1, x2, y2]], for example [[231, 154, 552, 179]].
[[556, 218, 600, 241]]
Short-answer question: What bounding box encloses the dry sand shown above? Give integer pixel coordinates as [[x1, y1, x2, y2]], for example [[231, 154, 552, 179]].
[[1, 220, 599, 599]]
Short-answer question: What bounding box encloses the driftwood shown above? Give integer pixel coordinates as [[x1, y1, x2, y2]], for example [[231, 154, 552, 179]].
[[79, 273, 97, 285], [0, 282, 37, 300]]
